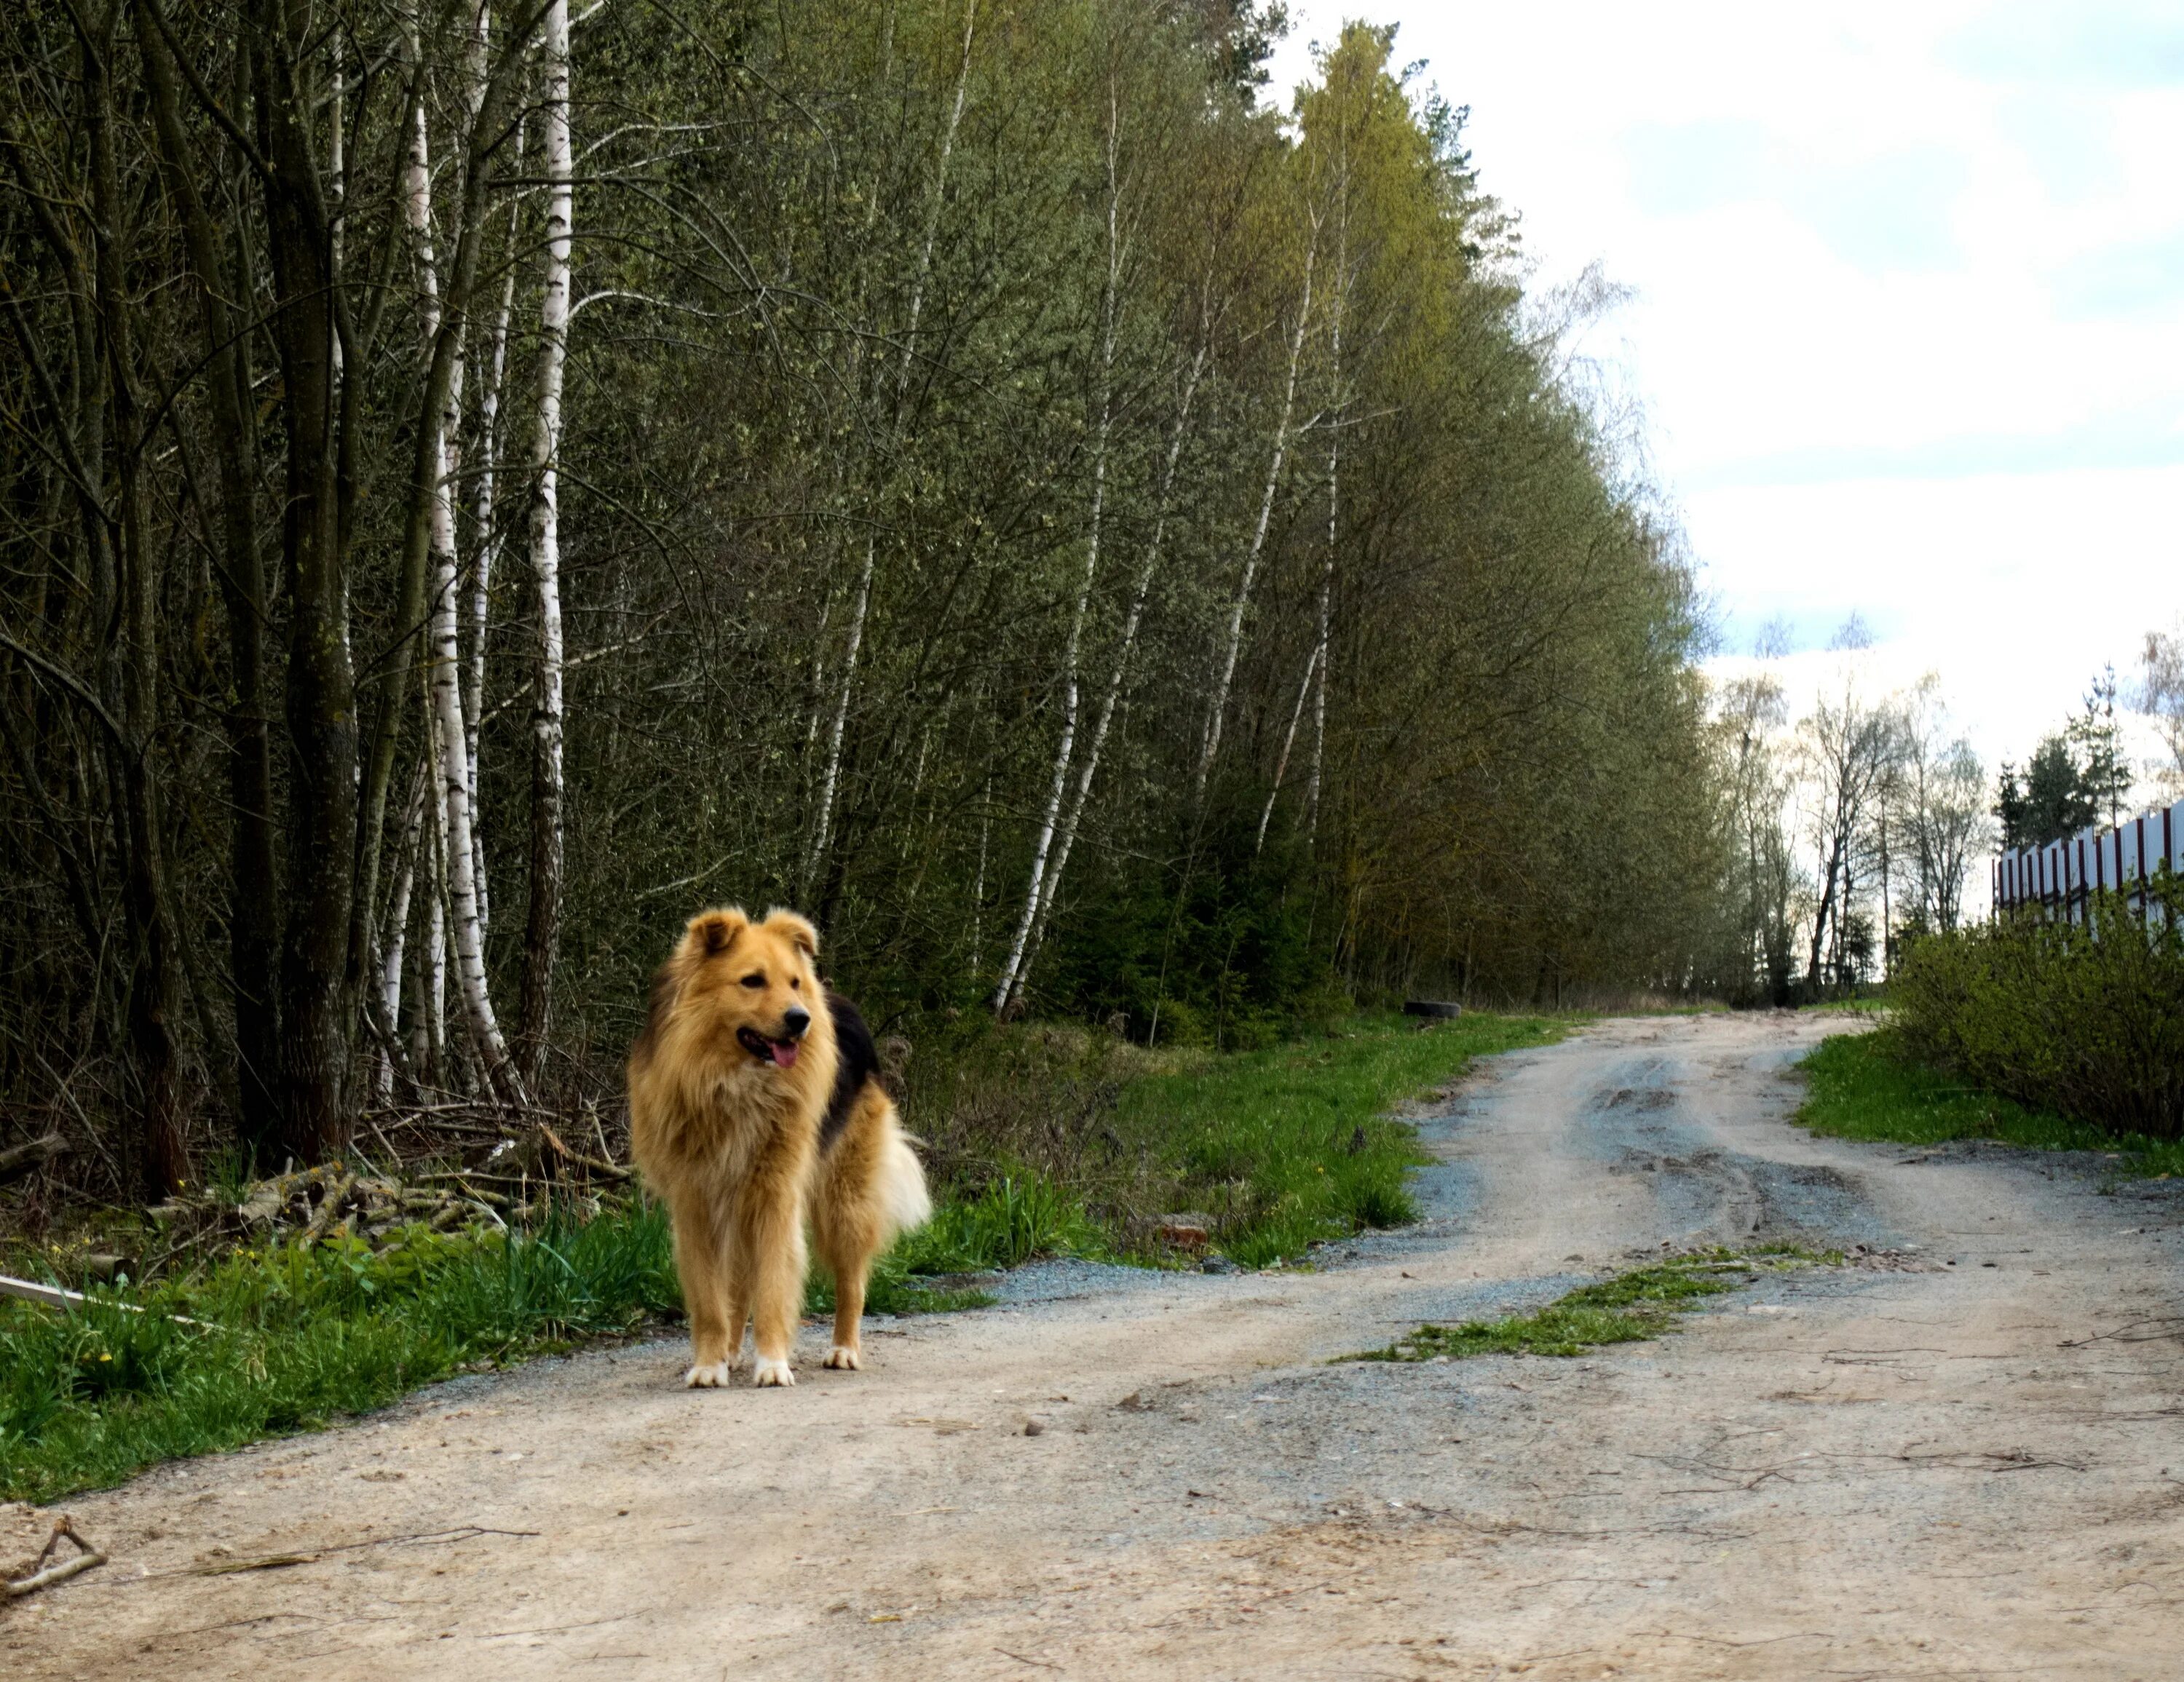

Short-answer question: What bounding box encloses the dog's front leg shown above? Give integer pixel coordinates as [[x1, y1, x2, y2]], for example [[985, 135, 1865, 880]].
[[671, 1187, 736, 1388], [741, 1173, 808, 1388]]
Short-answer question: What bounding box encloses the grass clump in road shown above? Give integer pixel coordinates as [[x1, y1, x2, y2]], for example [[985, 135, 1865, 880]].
[[1796, 1028, 2184, 1178], [1346, 1249, 1820, 1363], [1109, 1012, 1570, 1269]]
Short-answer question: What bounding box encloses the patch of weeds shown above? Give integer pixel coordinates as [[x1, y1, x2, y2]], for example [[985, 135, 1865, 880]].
[[1800, 995, 1890, 1016], [903, 1173, 1108, 1274], [809, 1174, 1101, 1316], [1345, 1247, 1823, 1363], [0, 1205, 684, 1505], [1796, 1029, 2184, 1178], [1112, 1012, 1571, 1268]]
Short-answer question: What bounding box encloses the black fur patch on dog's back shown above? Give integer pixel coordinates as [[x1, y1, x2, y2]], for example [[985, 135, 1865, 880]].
[[821, 991, 880, 1151]]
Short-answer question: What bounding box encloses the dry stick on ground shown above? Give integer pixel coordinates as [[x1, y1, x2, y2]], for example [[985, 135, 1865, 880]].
[[191, 1526, 542, 1576], [4, 1516, 106, 1599], [0, 1130, 68, 1181]]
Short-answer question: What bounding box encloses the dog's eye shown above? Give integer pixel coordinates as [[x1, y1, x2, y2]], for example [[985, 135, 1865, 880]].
[[789, 977, 801, 990], [740, 973, 765, 989]]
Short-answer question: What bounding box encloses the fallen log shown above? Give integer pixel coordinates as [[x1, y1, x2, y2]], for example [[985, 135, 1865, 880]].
[[0, 1130, 68, 1182]]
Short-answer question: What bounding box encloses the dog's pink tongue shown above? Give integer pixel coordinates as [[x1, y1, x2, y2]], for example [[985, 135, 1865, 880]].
[[769, 1041, 799, 1070]]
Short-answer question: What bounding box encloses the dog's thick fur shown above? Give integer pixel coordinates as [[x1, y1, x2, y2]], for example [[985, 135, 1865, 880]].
[[628, 907, 931, 1388]]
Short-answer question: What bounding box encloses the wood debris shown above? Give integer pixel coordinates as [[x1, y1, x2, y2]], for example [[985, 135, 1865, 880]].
[[4, 1515, 106, 1599]]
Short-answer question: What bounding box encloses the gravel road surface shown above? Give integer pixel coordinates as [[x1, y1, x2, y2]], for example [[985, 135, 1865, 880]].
[[8, 1012, 2183, 1679]]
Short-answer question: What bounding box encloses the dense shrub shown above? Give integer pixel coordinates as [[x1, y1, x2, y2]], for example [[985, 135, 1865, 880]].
[[1892, 881, 2184, 1140]]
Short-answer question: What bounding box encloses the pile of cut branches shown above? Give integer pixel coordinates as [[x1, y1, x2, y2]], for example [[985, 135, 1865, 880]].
[[143, 1125, 633, 1263]]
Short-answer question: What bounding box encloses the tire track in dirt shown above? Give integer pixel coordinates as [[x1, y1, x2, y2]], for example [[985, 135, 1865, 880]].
[[8, 1012, 2183, 1680]]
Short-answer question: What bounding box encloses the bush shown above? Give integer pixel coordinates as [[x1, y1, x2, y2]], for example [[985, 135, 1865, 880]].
[[1892, 881, 2184, 1140]]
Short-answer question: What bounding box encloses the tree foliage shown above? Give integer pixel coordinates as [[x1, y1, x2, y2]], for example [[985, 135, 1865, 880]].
[[0, 1, 1725, 1198]]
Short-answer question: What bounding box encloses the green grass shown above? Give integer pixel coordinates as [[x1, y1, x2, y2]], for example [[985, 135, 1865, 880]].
[[1, 1009, 1563, 1503], [0, 1210, 682, 1505], [1800, 994, 1891, 1015], [0, 1175, 1111, 1505], [1795, 1028, 2184, 1180], [1112, 1012, 1569, 1268], [1346, 1248, 1821, 1362]]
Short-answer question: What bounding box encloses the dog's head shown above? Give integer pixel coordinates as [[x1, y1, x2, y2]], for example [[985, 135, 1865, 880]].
[[668, 906, 823, 1072]]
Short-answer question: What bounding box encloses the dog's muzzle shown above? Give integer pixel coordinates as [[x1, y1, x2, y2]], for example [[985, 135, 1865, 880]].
[[737, 1007, 810, 1071]]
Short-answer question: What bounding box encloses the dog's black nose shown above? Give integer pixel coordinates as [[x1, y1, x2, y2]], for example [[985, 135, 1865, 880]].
[[782, 1005, 811, 1039]]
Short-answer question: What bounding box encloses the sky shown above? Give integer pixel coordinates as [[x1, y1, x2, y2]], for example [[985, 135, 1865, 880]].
[[1265, 0, 2184, 790]]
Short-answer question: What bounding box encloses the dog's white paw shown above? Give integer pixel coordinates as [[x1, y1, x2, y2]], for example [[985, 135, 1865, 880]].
[[823, 1344, 862, 1370], [752, 1355, 796, 1388], [684, 1360, 732, 1389]]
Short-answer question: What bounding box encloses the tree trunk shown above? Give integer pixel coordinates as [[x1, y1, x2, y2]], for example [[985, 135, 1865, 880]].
[[256, 0, 363, 1165], [376, 760, 427, 1101], [85, 14, 188, 1195], [518, 0, 574, 1094], [1015, 338, 1208, 991], [135, 6, 281, 1159], [467, 186, 522, 945], [806, 0, 977, 898], [993, 79, 1120, 1014], [1196, 223, 1317, 806], [1256, 641, 1321, 855]]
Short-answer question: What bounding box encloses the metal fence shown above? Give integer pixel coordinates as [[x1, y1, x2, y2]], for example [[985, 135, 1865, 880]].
[[1993, 796, 2184, 920]]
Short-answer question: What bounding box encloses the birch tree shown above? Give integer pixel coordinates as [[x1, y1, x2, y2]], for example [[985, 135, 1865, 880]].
[[518, 0, 574, 1091], [804, 0, 979, 899], [1195, 215, 1317, 806], [1014, 335, 1211, 996], [993, 78, 1123, 1012], [402, 0, 526, 1107]]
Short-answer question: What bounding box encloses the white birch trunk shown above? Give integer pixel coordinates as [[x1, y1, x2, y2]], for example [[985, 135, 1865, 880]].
[[1256, 640, 1321, 855], [1016, 336, 1210, 985], [992, 82, 1120, 1012], [375, 759, 429, 1100], [1306, 167, 1349, 853], [971, 779, 992, 974], [804, 533, 874, 899], [432, 465, 521, 1103], [1304, 432, 1335, 848], [806, 1, 977, 897], [466, 178, 521, 943], [421, 737, 449, 1087], [1195, 224, 1317, 806], [330, 42, 344, 386], [411, 1, 523, 1106], [517, 0, 573, 1090], [896, 0, 978, 397]]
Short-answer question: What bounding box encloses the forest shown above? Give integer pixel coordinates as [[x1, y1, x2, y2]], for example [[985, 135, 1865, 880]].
[[0, 0, 1928, 1208]]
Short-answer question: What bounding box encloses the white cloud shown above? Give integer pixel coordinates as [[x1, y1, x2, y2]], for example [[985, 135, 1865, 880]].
[[1269, 1, 2184, 778]]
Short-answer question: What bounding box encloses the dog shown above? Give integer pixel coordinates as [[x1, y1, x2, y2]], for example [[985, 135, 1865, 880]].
[[628, 906, 931, 1387]]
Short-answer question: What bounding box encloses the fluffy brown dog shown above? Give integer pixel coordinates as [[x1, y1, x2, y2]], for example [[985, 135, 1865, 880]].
[[628, 907, 930, 1387]]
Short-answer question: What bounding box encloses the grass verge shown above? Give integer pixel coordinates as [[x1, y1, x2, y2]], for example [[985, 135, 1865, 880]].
[[1, 1010, 1561, 1503], [1795, 1028, 2184, 1177], [1109, 1012, 1568, 1268], [1345, 1248, 1821, 1362]]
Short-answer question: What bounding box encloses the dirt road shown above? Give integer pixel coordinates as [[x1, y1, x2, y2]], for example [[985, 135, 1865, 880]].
[[9, 1012, 2184, 1679]]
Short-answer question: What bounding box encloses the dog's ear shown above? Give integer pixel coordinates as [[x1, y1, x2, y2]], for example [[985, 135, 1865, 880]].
[[684, 906, 749, 958], [764, 908, 820, 960]]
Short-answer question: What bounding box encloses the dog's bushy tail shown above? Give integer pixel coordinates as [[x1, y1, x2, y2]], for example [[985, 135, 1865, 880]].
[[876, 1123, 933, 1242]]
